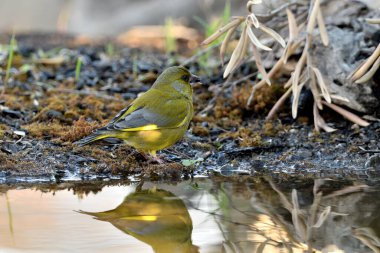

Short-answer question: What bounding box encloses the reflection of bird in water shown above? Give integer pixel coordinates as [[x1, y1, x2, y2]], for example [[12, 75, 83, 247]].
[[79, 188, 199, 253]]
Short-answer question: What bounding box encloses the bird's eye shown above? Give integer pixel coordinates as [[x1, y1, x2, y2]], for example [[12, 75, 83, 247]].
[[181, 75, 189, 82]]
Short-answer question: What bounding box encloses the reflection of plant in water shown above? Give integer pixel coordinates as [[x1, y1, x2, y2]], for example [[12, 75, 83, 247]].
[[253, 179, 377, 253], [5, 193, 14, 236], [198, 178, 376, 253], [353, 227, 380, 253]]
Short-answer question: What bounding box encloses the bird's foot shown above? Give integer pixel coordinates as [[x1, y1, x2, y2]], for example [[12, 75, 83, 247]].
[[150, 156, 165, 164]]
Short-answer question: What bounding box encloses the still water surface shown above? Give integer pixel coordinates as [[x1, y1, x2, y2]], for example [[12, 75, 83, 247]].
[[0, 178, 379, 253]]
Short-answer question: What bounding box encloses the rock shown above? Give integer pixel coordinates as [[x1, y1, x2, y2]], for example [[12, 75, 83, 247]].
[[45, 109, 63, 120], [365, 154, 380, 169]]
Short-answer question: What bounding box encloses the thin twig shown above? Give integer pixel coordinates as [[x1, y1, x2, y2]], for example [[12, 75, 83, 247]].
[[266, 85, 292, 121], [246, 57, 285, 108], [231, 71, 257, 86], [255, 0, 304, 21], [358, 147, 380, 154]]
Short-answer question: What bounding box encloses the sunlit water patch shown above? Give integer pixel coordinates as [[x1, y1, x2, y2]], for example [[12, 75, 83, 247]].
[[1, 178, 379, 253]]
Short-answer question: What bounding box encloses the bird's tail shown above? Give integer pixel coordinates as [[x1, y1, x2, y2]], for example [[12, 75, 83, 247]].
[[74, 130, 113, 146]]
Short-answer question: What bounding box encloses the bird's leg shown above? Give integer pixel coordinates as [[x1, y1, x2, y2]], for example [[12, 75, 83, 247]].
[[139, 150, 164, 164], [148, 150, 165, 164]]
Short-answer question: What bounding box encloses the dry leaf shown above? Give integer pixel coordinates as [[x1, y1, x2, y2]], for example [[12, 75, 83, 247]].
[[247, 0, 263, 12], [220, 25, 238, 65], [307, 0, 321, 35], [355, 54, 380, 84], [247, 21, 272, 51], [310, 70, 323, 109], [317, 9, 329, 46], [311, 67, 331, 103], [322, 101, 370, 127], [366, 18, 380, 24], [292, 46, 307, 92], [313, 206, 331, 228], [351, 44, 380, 81], [323, 185, 370, 199], [313, 102, 336, 132], [252, 45, 271, 85], [223, 25, 248, 78], [287, 8, 299, 42], [260, 24, 286, 48], [201, 18, 244, 46], [248, 13, 260, 28]]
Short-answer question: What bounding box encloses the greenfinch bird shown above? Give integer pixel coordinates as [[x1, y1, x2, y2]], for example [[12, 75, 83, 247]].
[[75, 66, 199, 157]]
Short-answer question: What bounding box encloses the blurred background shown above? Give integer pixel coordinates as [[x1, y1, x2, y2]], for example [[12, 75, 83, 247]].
[[1, 0, 378, 51], [0, 0, 248, 37]]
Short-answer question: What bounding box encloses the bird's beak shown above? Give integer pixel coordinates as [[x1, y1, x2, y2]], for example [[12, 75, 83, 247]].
[[190, 74, 201, 84]]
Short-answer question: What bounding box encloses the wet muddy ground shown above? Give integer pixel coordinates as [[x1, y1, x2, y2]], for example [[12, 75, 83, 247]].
[[0, 34, 379, 184]]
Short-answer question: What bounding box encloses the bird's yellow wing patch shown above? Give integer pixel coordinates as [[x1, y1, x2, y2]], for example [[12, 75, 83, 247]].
[[121, 124, 159, 132]]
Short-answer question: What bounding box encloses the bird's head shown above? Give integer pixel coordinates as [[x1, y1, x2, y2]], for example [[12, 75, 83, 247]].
[[152, 66, 200, 99]]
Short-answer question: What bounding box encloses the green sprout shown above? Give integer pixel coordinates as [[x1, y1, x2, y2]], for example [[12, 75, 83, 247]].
[[194, 0, 231, 74], [2, 34, 16, 95], [75, 56, 82, 82], [105, 43, 115, 57], [194, 0, 231, 45], [164, 17, 177, 54], [182, 157, 204, 167]]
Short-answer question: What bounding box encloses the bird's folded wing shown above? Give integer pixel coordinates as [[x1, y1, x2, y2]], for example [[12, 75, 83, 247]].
[[106, 98, 190, 131]]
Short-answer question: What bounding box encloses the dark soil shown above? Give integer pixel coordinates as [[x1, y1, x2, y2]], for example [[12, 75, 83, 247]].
[[0, 33, 379, 184]]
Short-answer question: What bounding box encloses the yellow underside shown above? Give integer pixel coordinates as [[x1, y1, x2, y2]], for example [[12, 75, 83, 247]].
[[113, 125, 188, 157]]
